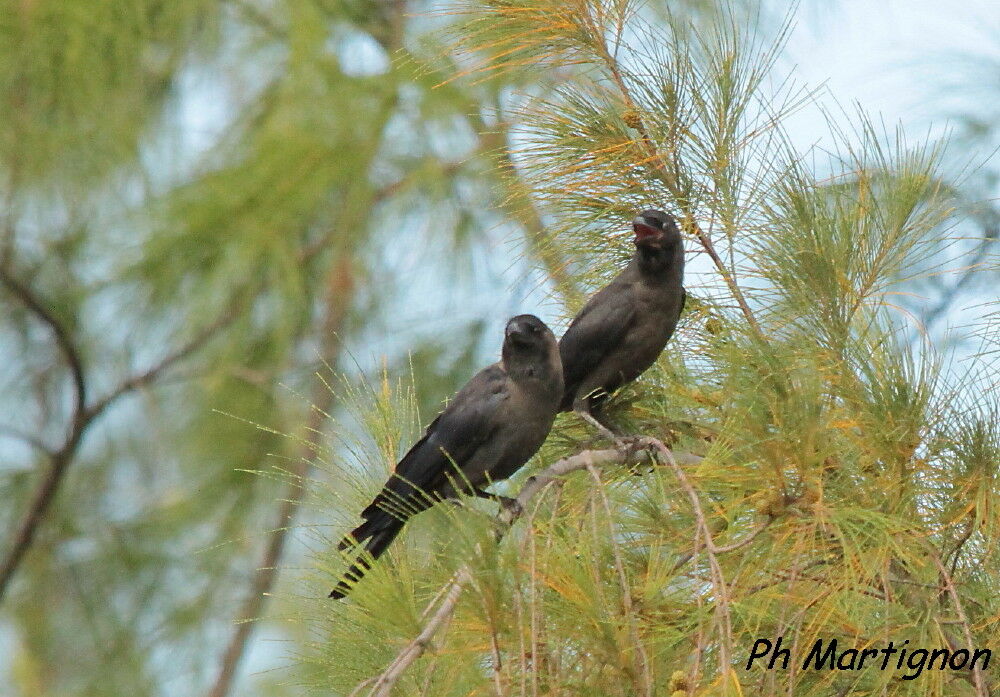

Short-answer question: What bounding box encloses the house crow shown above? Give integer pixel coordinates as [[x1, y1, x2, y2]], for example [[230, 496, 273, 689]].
[[330, 314, 562, 598], [558, 209, 685, 438]]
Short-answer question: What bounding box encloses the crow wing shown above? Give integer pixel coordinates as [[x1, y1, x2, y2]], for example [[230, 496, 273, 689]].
[[360, 364, 509, 520], [559, 284, 636, 410]]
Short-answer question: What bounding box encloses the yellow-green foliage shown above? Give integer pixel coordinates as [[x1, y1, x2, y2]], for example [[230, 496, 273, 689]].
[[0, 0, 219, 186], [301, 3, 999, 697]]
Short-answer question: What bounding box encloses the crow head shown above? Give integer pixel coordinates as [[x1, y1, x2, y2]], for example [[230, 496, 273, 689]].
[[502, 315, 562, 385], [632, 209, 678, 247], [504, 314, 553, 351], [632, 209, 683, 273]]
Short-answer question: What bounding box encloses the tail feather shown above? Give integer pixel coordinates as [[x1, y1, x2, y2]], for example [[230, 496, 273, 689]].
[[329, 514, 405, 599]]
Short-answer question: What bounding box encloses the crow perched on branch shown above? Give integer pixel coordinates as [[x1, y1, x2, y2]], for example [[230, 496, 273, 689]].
[[558, 209, 685, 439], [330, 314, 562, 599]]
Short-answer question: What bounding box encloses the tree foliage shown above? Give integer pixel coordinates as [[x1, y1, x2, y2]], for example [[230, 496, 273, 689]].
[[298, 3, 999, 697], [1, 2, 996, 697], [0, 1, 576, 695]]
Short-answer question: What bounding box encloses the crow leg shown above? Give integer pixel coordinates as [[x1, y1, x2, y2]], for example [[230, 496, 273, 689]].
[[573, 402, 620, 443], [573, 402, 652, 464], [472, 488, 523, 518]]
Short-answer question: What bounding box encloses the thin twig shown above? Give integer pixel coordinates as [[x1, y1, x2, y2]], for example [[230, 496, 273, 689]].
[[923, 220, 998, 331], [86, 305, 239, 421], [932, 552, 987, 697], [947, 517, 975, 578], [712, 517, 773, 554], [0, 425, 55, 457]]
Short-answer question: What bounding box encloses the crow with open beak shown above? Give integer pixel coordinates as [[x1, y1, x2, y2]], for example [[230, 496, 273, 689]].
[[330, 314, 562, 599], [558, 209, 685, 439]]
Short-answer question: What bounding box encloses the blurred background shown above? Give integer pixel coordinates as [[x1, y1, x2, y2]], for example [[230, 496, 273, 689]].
[[0, 0, 996, 695]]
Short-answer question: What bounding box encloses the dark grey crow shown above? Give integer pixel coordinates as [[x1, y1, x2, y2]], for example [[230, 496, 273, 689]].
[[330, 314, 562, 599], [558, 209, 685, 439]]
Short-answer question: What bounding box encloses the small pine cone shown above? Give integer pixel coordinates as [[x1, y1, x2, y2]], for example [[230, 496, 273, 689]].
[[759, 490, 785, 518], [800, 484, 820, 506], [623, 108, 642, 129], [669, 670, 689, 692]]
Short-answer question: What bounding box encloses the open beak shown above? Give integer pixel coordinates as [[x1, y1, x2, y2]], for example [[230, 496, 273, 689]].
[[632, 215, 660, 244]]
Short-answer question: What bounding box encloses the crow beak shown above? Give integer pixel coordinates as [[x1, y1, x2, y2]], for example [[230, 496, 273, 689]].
[[633, 216, 661, 244], [506, 320, 538, 345]]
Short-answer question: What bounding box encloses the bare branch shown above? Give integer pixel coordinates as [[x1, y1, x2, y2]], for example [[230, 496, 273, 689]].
[[0, 265, 88, 601], [0, 271, 240, 603]]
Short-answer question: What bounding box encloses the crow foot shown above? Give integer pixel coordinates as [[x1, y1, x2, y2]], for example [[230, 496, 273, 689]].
[[473, 489, 523, 519]]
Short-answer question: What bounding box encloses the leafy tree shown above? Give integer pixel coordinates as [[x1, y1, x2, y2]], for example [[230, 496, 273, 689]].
[[3, 2, 995, 697]]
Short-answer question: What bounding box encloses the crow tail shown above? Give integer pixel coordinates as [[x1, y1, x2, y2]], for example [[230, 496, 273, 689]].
[[329, 513, 405, 599]]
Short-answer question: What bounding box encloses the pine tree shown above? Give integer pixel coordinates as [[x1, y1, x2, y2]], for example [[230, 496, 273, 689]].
[[298, 3, 999, 697], [0, 1, 580, 695]]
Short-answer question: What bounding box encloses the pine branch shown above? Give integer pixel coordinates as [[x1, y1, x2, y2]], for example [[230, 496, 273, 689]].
[[349, 437, 711, 697], [592, 39, 763, 337], [632, 436, 735, 673], [932, 551, 988, 697], [349, 566, 472, 697], [586, 463, 654, 696]]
